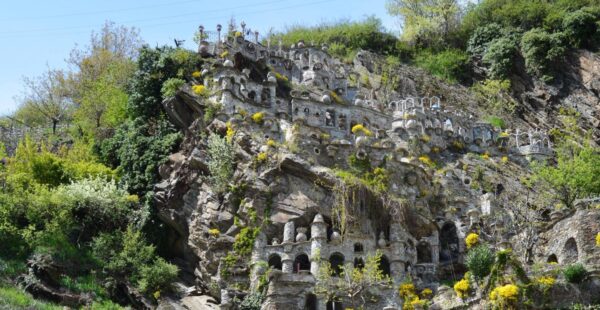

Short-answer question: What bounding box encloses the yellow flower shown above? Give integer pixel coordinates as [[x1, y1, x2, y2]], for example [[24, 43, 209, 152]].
[[251, 112, 265, 124], [596, 232, 600, 247], [418, 155, 435, 167], [410, 296, 426, 307], [192, 84, 207, 96], [536, 276, 555, 287], [153, 290, 161, 300], [192, 71, 201, 78], [266, 139, 276, 147], [208, 228, 220, 237], [465, 233, 479, 249], [489, 284, 519, 302], [220, 50, 229, 58], [234, 31, 242, 37], [126, 194, 139, 203], [330, 90, 343, 104], [226, 122, 235, 143], [420, 134, 431, 143], [453, 278, 469, 299], [421, 288, 433, 298], [499, 131, 509, 138], [351, 124, 373, 136], [481, 152, 490, 160], [256, 152, 268, 162], [399, 282, 415, 298], [501, 156, 509, 164]]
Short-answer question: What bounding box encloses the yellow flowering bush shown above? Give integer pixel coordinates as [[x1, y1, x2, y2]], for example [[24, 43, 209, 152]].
[[596, 232, 600, 247], [234, 31, 242, 37], [126, 194, 140, 203], [409, 296, 426, 309], [399, 282, 415, 298], [420, 134, 431, 142], [421, 288, 433, 298], [489, 284, 519, 304], [418, 155, 435, 168], [266, 139, 276, 147], [536, 276, 555, 287], [251, 112, 265, 124], [192, 71, 201, 78], [208, 228, 220, 237], [256, 152, 268, 163], [501, 156, 509, 164], [220, 50, 229, 58], [351, 124, 373, 136], [499, 131, 509, 138], [453, 278, 469, 299], [226, 122, 235, 143], [192, 84, 207, 96], [465, 233, 479, 249], [481, 152, 490, 160]]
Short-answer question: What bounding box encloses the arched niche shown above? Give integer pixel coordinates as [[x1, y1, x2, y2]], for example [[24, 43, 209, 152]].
[[354, 257, 365, 270], [439, 222, 460, 263], [417, 242, 432, 263], [379, 255, 391, 277], [354, 243, 364, 253], [547, 254, 558, 264], [268, 254, 282, 270], [326, 300, 343, 310], [294, 253, 311, 273], [305, 293, 318, 310], [563, 238, 578, 264], [329, 252, 345, 276]]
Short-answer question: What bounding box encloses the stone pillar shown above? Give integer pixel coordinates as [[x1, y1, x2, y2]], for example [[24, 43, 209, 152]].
[[282, 253, 293, 273], [389, 223, 407, 282], [250, 232, 267, 291], [310, 214, 327, 275], [431, 231, 440, 265], [283, 221, 295, 244]]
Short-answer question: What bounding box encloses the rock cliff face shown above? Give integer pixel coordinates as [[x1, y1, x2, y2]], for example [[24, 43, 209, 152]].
[[154, 36, 600, 309]]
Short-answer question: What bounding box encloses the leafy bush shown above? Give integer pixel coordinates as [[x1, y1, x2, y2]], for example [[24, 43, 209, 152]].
[[465, 245, 495, 279], [472, 79, 516, 115], [521, 28, 567, 79], [562, 9, 598, 47], [206, 133, 235, 193], [563, 264, 587, 283], [483, 36, 519, 79], [415, 49, 470, 83], [161, 78, 185, 98], [138, 258, 179, 293], [239, 292, 264, 310], [467, 23, 503, 57]]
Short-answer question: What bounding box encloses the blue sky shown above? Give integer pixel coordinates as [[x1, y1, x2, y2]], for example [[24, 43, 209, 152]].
[[0, 0, 397, 115]]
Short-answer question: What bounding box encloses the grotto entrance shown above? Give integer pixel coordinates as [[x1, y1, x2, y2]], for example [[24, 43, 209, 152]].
[[439, 222, 460, 263], [563, 238, 578, 264]]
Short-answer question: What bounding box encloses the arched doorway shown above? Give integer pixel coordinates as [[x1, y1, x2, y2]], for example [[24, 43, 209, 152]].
[[563, 238, 578, 264], [329, 253, 345, 276], [439, 222, 459, 263], [417, 242, 432, 263], [379, 255, 391, 277], [304, 293, 318, 310], [268, 254, 282, 270], [294, 254, 311, 273]]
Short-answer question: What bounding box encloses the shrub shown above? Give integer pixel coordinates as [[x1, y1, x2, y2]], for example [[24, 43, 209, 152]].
[[192, 84, 207, 96], [485, 116, 506, 129], [489, 284, 519, 304], [465, 233, 479, 249], [471, 79, 516, 115], [563, 264, 587, 283], [208, 228, 220, 237], [256, 152, 268, 163], [562, 9, 598, 48], [521, 28, 566, 79], [483, 36, 518, 79], [137, 258, 179, 293], [239, 292, 264, 310], [351, 124, 373, 136], [192, 71, 201, 78], [596, 232, 600, 247], [453, 278, 470, 299], [467, 23, 504, 57], [398, 282, 415, 298], [206, 133, 235, 193], [536, 276, 555, 288], [415, 49, 469, 83], [466, 245, 495, 279], [251, 112, 265, 124], [160, 78, 185, 98]]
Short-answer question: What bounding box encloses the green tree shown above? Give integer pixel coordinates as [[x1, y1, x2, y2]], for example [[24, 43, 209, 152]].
[[521, 28, 566, 80], [387, 0, 461, 48]]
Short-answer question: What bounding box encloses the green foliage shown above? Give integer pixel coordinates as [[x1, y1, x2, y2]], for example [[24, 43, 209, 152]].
[[206, 133, 235, 193], [99, 118, 181, 195], [0, 286, 62, 310], [138, 258, 179, 293], [485, 116, 506, 129], [161, 78, 186, 98], [466, 245, 495, 280], [415, 49, 469, 83], [472, 79, 516, 116], [534, 144, 600, 208], [273, 17, 399, 59], [483, 36, 519, 79], [521, 28, 567, 80], [563, 264, 587, 283], [467, 23, 503, 57], [562, 9, 598, 47], [239, 292, 264, 310]]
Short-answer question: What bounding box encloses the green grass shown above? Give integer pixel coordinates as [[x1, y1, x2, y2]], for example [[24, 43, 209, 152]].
[[0, 259, 27, 278], [0, 286, 62, 310], [59, 274, 108, 298]]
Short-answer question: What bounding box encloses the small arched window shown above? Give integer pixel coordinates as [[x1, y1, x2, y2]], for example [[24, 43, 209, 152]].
[[354, 243, 364, 253], [268, 254, 282, 270]]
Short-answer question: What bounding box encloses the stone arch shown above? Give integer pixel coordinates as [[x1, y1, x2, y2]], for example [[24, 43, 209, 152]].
[[329, 252, 345, 276], [305, 293, 318, 310], [354, 257, 365, 270], [354, 242, 364, 253], [294, 253, 311, 273], [268, 254, 282, 270], [547, 254, 558, 264], [417, 242, 432, 263], [563, 238, 578, 264], [440, 222, 460, 263], [379, 255, 391, 277]]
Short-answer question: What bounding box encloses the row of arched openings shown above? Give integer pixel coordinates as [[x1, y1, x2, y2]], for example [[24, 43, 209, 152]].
[[267, 252, 391, 277]]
